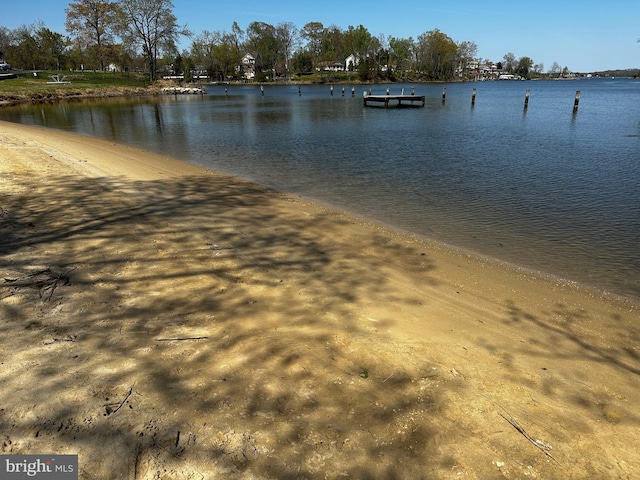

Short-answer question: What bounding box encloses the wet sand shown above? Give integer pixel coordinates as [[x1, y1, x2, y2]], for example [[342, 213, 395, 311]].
[[1, 120, 639, 479]]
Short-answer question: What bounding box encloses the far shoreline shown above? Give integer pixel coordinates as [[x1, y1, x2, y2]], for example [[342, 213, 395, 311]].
[[3, 73, 638, 107]]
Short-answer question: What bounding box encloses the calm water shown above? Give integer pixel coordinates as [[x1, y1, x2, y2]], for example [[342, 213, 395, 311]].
[[2, 79, 639, 300]]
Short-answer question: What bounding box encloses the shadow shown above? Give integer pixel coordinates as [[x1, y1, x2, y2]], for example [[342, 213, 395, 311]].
[[0, 170, 450, 478], [503, 300, 640, 378]]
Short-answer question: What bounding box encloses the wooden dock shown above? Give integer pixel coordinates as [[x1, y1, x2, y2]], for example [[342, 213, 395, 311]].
[[363, 94, 425, 108]]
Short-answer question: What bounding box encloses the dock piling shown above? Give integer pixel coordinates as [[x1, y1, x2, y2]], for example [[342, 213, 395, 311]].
[[524, 89, 530, 109], [573, 91, 581, 112], [471, 88, 477, 107]]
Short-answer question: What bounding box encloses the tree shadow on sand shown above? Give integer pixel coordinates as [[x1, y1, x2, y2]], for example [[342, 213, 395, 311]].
[[1, 171, 462, 478]]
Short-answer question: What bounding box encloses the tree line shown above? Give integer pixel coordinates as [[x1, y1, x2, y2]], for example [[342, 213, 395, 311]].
[[0, 0, 564, 82]]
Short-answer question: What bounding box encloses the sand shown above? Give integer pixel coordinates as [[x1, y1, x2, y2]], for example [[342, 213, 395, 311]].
[[0, 119, 638, 479]]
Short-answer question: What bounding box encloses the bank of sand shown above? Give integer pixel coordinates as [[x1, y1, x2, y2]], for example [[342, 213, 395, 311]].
[[0, 120, 638, 479]]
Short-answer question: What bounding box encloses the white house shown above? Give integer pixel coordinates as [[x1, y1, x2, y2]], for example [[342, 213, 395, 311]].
[[239, 53, 256, 79], [316, 61, 344, 72], [345, 54, 359, 71]]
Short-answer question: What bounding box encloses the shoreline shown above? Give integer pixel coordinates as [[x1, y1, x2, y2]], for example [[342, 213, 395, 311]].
[[1, 120, 639, 478], [3, 84, 637, 304]]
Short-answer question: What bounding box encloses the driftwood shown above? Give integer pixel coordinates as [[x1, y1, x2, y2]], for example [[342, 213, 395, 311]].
[[499, 407, 561, 466], [155, 337, 209, 342], [44, 334, 78, 346]]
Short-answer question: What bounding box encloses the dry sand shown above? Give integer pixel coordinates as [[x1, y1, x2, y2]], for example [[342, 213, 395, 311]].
[[0, 120, 639, 479]]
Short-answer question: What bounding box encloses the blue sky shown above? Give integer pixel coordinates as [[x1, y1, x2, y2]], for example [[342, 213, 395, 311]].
[[4, 0, 639, 72]]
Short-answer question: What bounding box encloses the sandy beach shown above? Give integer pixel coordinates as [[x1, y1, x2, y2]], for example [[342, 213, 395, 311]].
[[1, 119, 638, 479]]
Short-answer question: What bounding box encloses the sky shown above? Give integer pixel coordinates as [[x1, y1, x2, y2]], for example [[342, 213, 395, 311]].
[[4, 0, 639, 72]]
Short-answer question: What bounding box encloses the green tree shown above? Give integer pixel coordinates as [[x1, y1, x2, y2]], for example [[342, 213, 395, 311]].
[[415, 29, 457, 80], [0, 26, 11, 62], [389, 36, 414, 73], [300, 21, 325, 66], [39, 26, 69, 70], [322, 25, 347, 64], [9, 24, 69, 70], [292, 51, 313, 74], [65, 0, 118, 70], [516, 56, 533, 78], [115, 0, 190, 81], [344, 25, 378, 61], [245, 21, 278, 78], [11, 25, 39, 70]]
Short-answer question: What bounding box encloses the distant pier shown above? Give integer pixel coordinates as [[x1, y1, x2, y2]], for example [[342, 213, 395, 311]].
[[363, 94, 425, 108]]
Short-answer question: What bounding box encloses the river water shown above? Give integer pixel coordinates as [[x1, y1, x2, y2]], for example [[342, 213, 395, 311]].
[[1, 78, 639, 300]]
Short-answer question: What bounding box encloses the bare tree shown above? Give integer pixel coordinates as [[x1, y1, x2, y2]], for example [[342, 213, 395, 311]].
[[457, 40, 477, 78], [276, 22, 298, 74], [502, 52, 516, 73], [549, 61, 561, 77], [115, 0, 190, 80]]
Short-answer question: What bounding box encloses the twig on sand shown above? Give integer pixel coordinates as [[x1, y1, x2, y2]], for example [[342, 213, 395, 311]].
[[104, 385, 134, 416], [3, 267, 75, 301], [44, 334, 77, 345], [499, 406, 561, 466], [154, 336, 209, 342]]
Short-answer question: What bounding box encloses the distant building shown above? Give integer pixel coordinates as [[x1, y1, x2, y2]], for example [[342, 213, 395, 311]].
[[239, 53, 256, 79], [316, 61, 344, 72], [345, 54, 359, 71]]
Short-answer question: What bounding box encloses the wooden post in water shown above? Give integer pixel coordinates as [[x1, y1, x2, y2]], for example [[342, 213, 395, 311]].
[[471, 88, 477, 106], [442, 87, 446, 102], [524, 89, 530, 109], [411, 87, 415, 96], [298, 86, 301, 96], [342, 87, 345, 96], [573, 90, 581, 112], [386, 86, 390, 95], [330, 85, 334, 96], [260, 85, 264, 96], [351, 87, 355, 97]]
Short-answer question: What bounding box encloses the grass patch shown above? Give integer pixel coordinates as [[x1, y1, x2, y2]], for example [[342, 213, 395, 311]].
[[0, 71, 154, 104]]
